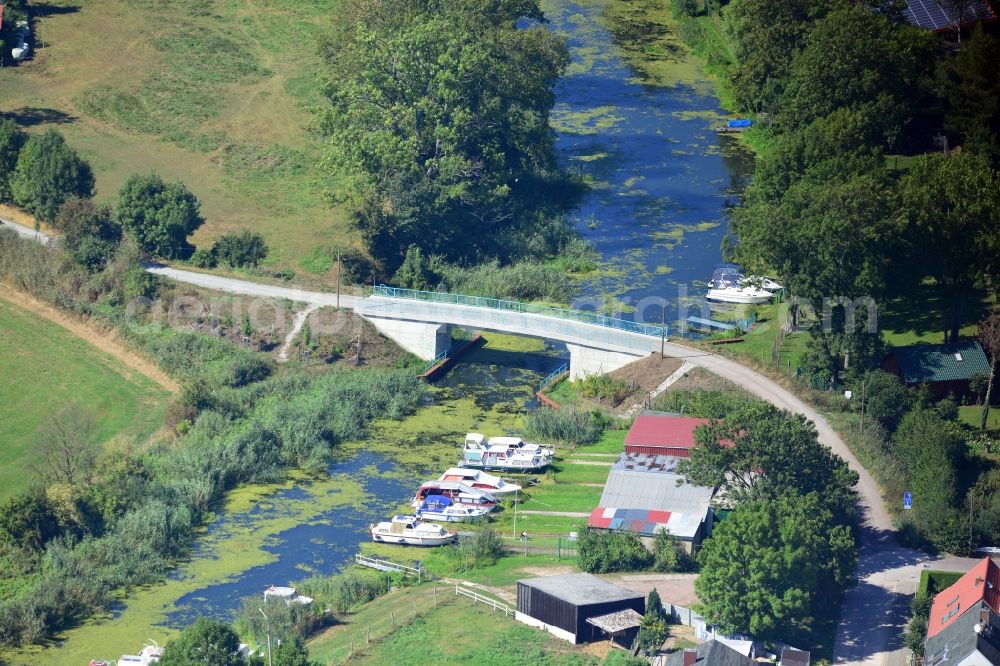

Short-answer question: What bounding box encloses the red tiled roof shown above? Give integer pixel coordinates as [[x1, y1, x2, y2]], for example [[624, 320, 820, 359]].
[[624, 414, 710, 450], [927, 558, 1000, 639]]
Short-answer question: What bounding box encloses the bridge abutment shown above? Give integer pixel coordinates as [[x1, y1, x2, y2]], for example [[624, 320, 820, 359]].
[[366, 317, 451, 360], [566, 344, 648, 381]]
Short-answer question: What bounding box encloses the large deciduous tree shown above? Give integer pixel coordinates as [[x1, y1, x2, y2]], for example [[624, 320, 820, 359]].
[[695, 493, 856, 641], [680, 398, 858, 519], [33, 405, 99, 486], [117, 172, 204, 260], [316, 0, 571, 274], [897, 153, 1000, 342], [722, 0, 835, 114], [158, 617, 244, 666], [0, 119, 26, 203], [781, 4, 936, 147], [10, 129, 95, 225]]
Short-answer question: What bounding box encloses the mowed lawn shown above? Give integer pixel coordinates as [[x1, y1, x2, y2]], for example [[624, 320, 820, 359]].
[[0, 300, 169, 499], [0, 0, 354, 277]]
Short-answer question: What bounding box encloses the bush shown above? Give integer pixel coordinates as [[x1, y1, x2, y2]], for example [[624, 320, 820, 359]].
[[58, 198, 122, 272], [0, 118, 25, 203], [652, 530, 696, 573], [652, 389, 747, 419], [190, 247, 217, 268], [576, 374, 632, 405], [524, 407, 606, 445], [212, 229, 268, 268], [578, 528, 653, 573], [10, 130, 95, 224], [117, 172, 204, 259], [455, 528, 505, 569]]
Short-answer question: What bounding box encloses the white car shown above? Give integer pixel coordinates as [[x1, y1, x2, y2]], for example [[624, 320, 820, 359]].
[[11, 21, 30, 62]]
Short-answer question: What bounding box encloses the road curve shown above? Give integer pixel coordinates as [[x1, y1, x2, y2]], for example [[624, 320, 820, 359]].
[[0, 216, 944, 663]]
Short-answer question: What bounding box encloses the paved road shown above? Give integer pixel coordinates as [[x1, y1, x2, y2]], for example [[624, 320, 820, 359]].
[[3, 216, 979, 662]]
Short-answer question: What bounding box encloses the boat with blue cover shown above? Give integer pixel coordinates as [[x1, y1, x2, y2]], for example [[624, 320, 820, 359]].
[[416, 495, 490, 523]]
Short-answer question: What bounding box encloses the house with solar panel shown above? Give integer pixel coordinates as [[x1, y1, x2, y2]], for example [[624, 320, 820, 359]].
[[882, 341, 990, 399], [901, 0, 996, 33], [587, 451, 716, 553], [923, 557, 1000, 666]]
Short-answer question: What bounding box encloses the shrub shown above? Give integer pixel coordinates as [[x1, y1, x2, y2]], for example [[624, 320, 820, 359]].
[[0, 118, 25, 203], [190, 247, 217, 268], [576, 374, 632, 405], [212, 229, 268, 268], [577, 528, 653, 573], [58, 198, 122, 272], [652, 389, 748, 419]]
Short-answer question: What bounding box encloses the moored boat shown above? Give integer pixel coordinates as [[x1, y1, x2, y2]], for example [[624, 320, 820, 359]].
[[462, 433, 554, 471], [438, 467, 522, 497], [369, 515, 457, 546], [706, 264, 776, 304], [411, 480, 498, 511], [416, 495, 490, 522]]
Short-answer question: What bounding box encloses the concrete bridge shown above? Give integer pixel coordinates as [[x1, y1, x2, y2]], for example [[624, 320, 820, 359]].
[[355, 286, 669, 379]]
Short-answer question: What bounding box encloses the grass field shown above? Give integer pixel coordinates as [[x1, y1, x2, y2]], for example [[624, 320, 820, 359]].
[[959, 405, 1000, 430], [307, 582, 599, 665], [0, 0, 354, 277], [0, 298, 169, 499]]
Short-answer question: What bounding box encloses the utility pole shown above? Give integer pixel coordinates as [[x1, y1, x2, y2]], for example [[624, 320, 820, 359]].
[[258, 607, 272, 666], [335, 248, 341, 309], [512, 488, 517, 539]]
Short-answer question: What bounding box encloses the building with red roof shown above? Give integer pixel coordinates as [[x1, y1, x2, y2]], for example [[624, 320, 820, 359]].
[[623, 411, 710, 457], [924, 557, 1000, 665]]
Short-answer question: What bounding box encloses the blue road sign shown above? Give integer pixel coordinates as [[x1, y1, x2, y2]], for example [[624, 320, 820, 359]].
[[904, 492, 912, 510]]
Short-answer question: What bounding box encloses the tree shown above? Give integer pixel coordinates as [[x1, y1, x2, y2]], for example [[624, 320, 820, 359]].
[[679, 398, 858, 519], [904, 592, 932, 656], [270, 635, 317, 666], [853, 370, 913, 434], [898, 153, 1000, 342], [0, 490, 60, 552], [723, 0, 836, 114], [652, 529, 695, 573], [893, 408, 967, 552], [392, 245, 438, 290], [979, 312, 1000, 430], [943, 24, 1000, 164], [9, 129, 95, 224], [57, 198, 122, 271], [117, 172, 204, 259], [646, 588, 665, 620], [0, 118, 25, 203], [638, 609, 668, 655], [212, 230, 269, 268], [781, 5, 936, 147], [33, 405, 99, 486], [695, 493, 856, 641], [316, 0, 571, 273], [158, 617, 244, 666]]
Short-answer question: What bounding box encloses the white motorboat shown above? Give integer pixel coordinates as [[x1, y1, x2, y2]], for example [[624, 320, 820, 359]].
[[706, 264, 775, 304], [411, 480, 498, 511], [438, 467, 522, 497], [706, 284, 773, 305], [462, 433, 554, 472], [742, 275, 783, 293], [416, 495, 490, 523], [369, 515, 457, 546]]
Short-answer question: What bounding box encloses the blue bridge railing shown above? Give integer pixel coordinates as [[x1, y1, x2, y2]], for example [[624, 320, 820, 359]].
[[537, 363, 569, 393], [372, 285, 668, 339]]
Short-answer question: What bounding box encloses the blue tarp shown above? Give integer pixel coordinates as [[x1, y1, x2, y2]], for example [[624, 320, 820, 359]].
[[727, 119, 752, 128]]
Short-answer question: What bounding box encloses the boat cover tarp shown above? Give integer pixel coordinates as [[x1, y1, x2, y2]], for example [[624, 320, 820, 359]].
[[727, 119, 752, 128]]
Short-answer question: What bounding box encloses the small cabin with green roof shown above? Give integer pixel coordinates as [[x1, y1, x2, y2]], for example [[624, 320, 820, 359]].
[[882, 341, 990, 398]]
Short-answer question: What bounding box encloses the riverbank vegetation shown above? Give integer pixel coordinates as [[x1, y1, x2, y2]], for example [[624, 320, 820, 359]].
[[0, 227, 426, 649]]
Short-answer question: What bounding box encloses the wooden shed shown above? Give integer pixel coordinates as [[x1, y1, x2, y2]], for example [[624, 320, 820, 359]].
[[515, 573, 645, 644]]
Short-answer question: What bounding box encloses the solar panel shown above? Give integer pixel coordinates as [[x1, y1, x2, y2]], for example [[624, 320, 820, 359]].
[[904, 0, 997, 31]]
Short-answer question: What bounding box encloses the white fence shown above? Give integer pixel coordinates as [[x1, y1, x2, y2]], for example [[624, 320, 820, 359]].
[[454, 583, 513, 616]]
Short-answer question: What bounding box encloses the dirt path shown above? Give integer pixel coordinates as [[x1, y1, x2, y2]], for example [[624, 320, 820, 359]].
[[0, 288, 181, 394]]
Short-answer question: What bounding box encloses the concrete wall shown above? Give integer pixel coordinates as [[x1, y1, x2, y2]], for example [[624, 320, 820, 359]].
[[365, 317, 451, 360], [566, 344, 648, 380], [515, 611, 578, 644]]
